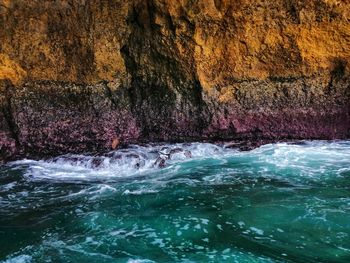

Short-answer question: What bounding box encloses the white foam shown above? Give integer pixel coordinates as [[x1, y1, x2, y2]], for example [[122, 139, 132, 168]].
[[250, 227, 264, 236], [7, 141, 350, 184], [127, 259, 155, 263], [9, 143, 232, 181], [2, 255, 32, 263], [123, 189, 158, 195]]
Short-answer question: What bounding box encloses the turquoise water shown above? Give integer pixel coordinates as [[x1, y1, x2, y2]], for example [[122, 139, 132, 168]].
[[1, 141, 350, 263]]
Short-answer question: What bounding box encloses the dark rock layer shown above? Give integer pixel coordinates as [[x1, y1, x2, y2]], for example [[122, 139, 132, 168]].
[[1, 75, 349, 162]]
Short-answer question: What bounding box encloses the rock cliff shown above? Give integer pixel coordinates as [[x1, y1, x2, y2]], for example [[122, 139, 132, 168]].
[[1, 0, 350, 162]]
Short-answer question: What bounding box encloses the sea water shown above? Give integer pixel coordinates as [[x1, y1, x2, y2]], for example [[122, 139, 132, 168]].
[[0, 141, 350, 262]]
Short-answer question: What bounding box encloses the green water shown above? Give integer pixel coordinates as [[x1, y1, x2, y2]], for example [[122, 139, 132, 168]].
[[0, 141, 350, 263]]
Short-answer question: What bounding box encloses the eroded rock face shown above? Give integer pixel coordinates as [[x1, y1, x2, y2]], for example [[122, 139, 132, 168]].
[[1, 0, 350, 162]]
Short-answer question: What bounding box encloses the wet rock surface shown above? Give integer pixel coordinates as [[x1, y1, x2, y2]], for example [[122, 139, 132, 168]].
[[1, 0, 350, 162]]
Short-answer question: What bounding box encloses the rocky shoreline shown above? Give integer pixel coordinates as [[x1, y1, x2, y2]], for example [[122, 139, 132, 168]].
[[1, 1, 350, 163], [1, 76, 349, 163]]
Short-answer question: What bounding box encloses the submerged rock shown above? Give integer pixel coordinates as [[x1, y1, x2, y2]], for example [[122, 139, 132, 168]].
[[184, 150, 192, 158], [169, 148, 183, 156], [90, 158, 105, 169], [154, 156, 167, 168]]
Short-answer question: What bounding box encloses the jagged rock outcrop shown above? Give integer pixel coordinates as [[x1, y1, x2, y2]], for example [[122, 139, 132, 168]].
[[1, 0, 350, 162]]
